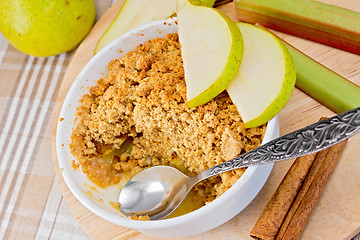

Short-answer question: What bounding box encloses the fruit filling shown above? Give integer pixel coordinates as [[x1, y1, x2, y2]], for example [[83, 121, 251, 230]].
[[70, 34, 266, 216]]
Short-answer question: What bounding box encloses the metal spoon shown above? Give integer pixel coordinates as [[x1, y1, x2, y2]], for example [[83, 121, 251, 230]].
[[119, 106, 360, 220]]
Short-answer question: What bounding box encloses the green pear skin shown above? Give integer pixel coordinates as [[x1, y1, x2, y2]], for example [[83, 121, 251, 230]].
[[0, 0, 95, 57]]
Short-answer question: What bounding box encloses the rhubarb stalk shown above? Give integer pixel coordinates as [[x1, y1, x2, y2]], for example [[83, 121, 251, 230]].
[[284, 41, 360, 113], [235, 0, 360, 55]]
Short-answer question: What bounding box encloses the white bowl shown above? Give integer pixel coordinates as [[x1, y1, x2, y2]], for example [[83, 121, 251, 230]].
[[56, 18, 279, 237]]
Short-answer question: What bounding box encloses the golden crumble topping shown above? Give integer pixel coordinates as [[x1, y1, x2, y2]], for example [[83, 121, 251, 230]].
[[70, 34, 266, 214]]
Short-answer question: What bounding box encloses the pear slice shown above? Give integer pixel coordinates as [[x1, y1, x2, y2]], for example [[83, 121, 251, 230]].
[[227, 22, 296, 128], [94, 0, 215, 54], [177, 0, 244, 108]]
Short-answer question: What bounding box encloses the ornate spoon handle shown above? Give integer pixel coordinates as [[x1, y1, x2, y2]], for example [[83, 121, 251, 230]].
[[197, 106, 360, 181]]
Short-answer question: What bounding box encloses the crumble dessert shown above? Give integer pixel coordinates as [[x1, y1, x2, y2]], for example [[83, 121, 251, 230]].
[[70, 33, 266, 215]]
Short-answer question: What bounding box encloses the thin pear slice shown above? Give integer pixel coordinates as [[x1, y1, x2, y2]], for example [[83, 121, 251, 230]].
[[94, 0, 215, 54], [177, 0, 244, 108], [227, 23, 296, 128]]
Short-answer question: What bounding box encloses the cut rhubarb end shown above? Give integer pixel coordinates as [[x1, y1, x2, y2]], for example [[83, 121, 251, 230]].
[[235, 0, 360, 55]]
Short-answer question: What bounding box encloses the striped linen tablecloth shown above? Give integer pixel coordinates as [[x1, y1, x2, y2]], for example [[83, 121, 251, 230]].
[[0, 1, 114, 239], [0, 0, 360, 239]]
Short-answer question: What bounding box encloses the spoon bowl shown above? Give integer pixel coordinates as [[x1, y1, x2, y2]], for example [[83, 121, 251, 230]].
[[120, 166, 194, 219]]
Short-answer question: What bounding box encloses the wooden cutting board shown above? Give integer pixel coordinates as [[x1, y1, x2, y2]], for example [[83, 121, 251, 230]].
[[51, 1, 360, 239]]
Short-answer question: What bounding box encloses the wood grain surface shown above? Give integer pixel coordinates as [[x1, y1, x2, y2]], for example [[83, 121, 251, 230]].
[[51, 1, 360, 239]]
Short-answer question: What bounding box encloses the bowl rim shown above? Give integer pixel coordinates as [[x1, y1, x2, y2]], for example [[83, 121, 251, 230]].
[[56, 18, 276, 231]]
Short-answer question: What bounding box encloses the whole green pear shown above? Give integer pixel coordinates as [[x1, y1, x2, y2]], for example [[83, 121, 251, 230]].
[[0, 0, 96, 57]]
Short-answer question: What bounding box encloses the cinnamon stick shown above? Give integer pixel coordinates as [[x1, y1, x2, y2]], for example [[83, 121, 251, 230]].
[[249, 152, 318, 239], [250, 134, 348, 240], [279, 140, 348, 240], [274, 149, 330, 239]]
